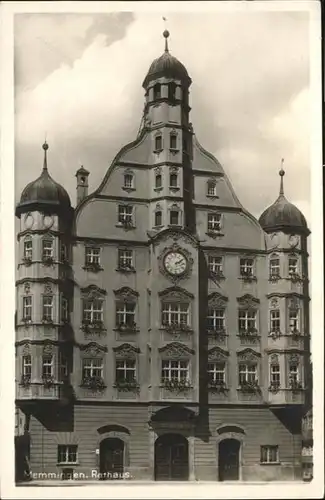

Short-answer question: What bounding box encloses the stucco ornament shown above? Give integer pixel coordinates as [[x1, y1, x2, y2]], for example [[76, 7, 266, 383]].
[[113, 343, 140, 359], [208, 347, 229, 361], [237, 348, 260, 361], [80, 342, 107, 356], [158, 243, 193, 283], [158, 342, 195, 359]]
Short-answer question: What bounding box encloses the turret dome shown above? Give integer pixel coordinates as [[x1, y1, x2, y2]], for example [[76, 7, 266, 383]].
[[142, 30, 191, 88], [259, 166, 308, 234], [16, 142, 71, 217]]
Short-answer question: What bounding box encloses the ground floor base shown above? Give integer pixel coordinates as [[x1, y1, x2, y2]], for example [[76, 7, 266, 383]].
[[15, 403, 303, 482]]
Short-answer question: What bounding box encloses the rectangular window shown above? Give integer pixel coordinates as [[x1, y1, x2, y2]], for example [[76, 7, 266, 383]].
[[57, 445, 78, 464], [289, 310, 300, 332], [208, 362, 225, 384], [170, 210, 179, 226], [207, 308, 225, 331], [169, 173, 178, 188], [161, 360, 189, 382], [23, 296, 32, 320], [207, 213, 221, 232], [116, 302, 135, 327], [289, 363, 299, 383], [115, 359, 136, 382], [61, 297, 69, 322], [85, 247, 100, 265], [155, 135, 162, 151], [170, 134, 177, 150], [154, 211, 162, 227], [124, 173, 134, 189], [42, 296, 53, 321], [260, 445, 279, 464], [270, 364, 280, 385], [24, 240, 33, 259], [240, 258, 254, 276], [22, 355, 32, 378], [270, 310, 280, 332], [82, 358, 103, 379], [238, 310, 256, 331], [155, 173, 162, 188], [207, 181, 217, 196], [239, 363, 257, 385], [59, 353, 68, 380], [270, 258, 280, 276], [42, 355, 53, 378], [208, 256, 223, 273], [162, 302, 189, 326], [83, 299, 103, 323], [118, 205, 133, 224], [118, 249, 133, 269], [288, 258, 298, 275], [42, 239, 53, 259]]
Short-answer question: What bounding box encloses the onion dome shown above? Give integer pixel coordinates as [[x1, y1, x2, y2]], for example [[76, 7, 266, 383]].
[[259, 164, 308, 234], [142, 30, 191, 88], [16, 142, 71, 217]]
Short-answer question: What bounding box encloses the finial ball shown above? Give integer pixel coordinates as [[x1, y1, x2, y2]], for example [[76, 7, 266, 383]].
[[163, 29, 170, 39], [279, 168, 285, 177], [42, 141, 49, 151]]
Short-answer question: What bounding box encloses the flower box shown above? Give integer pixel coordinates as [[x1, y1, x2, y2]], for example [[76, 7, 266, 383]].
[[207, 328, 226, 336], [22, 256, 32, 266], [239, 381, 261, 393], [209, 270, 225, 281], [269, 330, 282, 339], [288, 272, 303, 283], [83, 263, 102, 272], [80, 376, 106, 391], [289, 380, 303, 391], [116, 322, 137, 333], [240, 271, 257, 282], [115, 378, 139, 392], [162, 378, 192, 392], [82, 320, 105, 332], [269, 382, 281, 393], [20, 375, 31, 387], [163, 322, 192, 333], [42, 317, 54, 324], [208, 380, 228, 393], [239, 328, 258, 337], [42, 375, 55, 387], [117, 264, 135, 273], [42, 257, 54, 266], [269, 274, 282, 282]]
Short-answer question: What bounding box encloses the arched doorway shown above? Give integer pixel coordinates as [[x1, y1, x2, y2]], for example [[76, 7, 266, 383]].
[[218, 439, 240, 481], [99, 438, 124, 478], [154, 433, 189, 481]]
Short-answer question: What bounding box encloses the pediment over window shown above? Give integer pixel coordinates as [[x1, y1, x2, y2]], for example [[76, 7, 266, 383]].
[[288, 353, 300, 364], [208, 347, 229, 361], [216, 424, 246, 436], [237, 294, 260, 308], [269, 353, 280, 364], [236, 348, 261, 361], [22, 343, 31, 355], [97, 424, 130, 435], [79, 342, 108, 356], [208, 292, 228, 307], [81, 285, 107, 298], [159, 342, 195, 358], [113, 287, 139, 301], [113, 343, 140, 358], [159, 286, 194, 300], [270, 297, 280, 309]]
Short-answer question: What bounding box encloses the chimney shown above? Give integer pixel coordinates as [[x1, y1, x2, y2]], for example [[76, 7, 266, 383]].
[[75, 166, 89, 205]]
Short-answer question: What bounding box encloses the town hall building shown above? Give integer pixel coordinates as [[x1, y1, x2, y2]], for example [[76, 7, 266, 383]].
[[15, 30, 312, 482]]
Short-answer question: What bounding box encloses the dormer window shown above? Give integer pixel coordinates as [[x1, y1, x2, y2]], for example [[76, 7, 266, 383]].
[[153, 83, 161, 100], [168, 82, 176, 100], [155, 135, 163, 152], [170, 133, 177, 150]]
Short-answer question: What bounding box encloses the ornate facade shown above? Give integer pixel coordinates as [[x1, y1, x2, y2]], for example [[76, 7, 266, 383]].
[[15, 30, 312, 482]]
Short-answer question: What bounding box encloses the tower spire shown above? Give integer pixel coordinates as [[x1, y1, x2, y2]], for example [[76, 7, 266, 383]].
[[162, 18, 169, 53], [42, 140, 49, 171], [279, 158, 285, 196]]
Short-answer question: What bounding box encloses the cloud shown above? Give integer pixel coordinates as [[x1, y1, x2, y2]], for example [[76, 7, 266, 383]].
[[15, 11, 311, 226]]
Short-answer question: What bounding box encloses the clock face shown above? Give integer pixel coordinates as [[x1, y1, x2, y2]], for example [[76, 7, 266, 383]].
[[43, 214, 54, 228], [164, 251, 187, 276]]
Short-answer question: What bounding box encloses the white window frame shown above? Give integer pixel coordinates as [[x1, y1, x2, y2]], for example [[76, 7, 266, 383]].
[[118, 248, 133, 269], [85, 247, 100, 265], [289, 309, 300, 333], [207, 362, 226, 384], [22, 355, 32, 378], [288, 362, 299, 384], [23, 296, 32, 320], [116, 301, 136, 327], [42, 355, 53, 378], [115, 359, 136, 382], [238, 310, 257, 331], [207, 181, 217, 196], [260, 445, 279, 464], [207, 213, 222, 232], [118, 205, 134, 225], [162, 302, 190, 327], [208, 256, 223, 274], [288, 257, 298, 275], [161, 359, 189, 382], [269, 258, 280, 277], [270, 363, 281, 385], [270, 310, 281, 332], [82, 358, 103, 379], [42, 295, 53, 321], [42, 239, 53, 259], [207, 308, 225, 331], [82, 299, 103, 323], [239, 363, 257, 385], [57, 444, 78, 465], [240, 258, 254, 276], [24, 238, 33, 259], [124, 173, 134, 189]]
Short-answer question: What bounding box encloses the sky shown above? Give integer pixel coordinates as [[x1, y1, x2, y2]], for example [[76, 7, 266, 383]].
[[14, 10, 311, 224]]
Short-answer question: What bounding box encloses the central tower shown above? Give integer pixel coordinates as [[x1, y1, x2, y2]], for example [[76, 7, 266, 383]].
[[142, 30, 195, 233]]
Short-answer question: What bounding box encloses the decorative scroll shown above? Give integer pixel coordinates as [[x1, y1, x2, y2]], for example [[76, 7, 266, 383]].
[[208, 292, 228, 308], [24, 282, 31, 294], [158, 342, 195, 358], [208, 347, 229, 362], [81, 285, 107, 298], [80, 342, 108, 356], [270, 297, 279, 309], [236, 348, 261, 361], [237, 294, 260, 308], [113, 287, 139, 301], [159, 285, 194, 300], [113, 343, 140, 359]]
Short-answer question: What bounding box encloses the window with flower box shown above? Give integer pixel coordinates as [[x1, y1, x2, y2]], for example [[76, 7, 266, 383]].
[[207, 180, 217, 197], [115, 302, 136, 329], [22, 355, 32, 384], [269, 257, 280, 278], [208, 256, 223, 275], [23, 238, 33, 261], [161, 360, 189, 383], [82, 299, 103, 325], [85, 247, 101, 270], [82, 358, 103, 378], [240, 258, 255, 278], [115, 359, 137, 386], [238, 310, 257, 333], [42, 296, 53, 322], [288, 257, 298, 275], [42, 239, 53, 261], [270, 310, 281, 333], [270, 363, 281, 390], [23, 296, 32, 321], [289, 309, 300, 333], [288, 362, 299, 385], [207, 213, 221, 232], [208, 362, 226, 385], [239, 363, 257, 385], [207, 308, 225, 332], [162, 302, 189, 328], [57, 445, 78, 464], [42, 355, 53, 381], [124, 173, 134, 189], [118, 249, 134, 271], [118, 205, 134, 226], [260, 445, 279, 464]]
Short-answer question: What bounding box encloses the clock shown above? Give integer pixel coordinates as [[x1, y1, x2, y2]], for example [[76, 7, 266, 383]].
[[24, 213, 34, 229], [163, 251, 188, 276], [43, 214, 54, 228]]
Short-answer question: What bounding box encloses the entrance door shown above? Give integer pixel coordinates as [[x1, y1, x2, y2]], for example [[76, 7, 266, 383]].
[[154, 434, 189, 481], [99, 438, 124, 478], [218, 439, 240, 481]]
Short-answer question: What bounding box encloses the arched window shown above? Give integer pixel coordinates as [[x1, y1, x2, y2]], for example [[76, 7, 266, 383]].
[[155, 135, 163, 152], [153, 83, 161, 100], [168, 82, 176, 100], [123, 172, 134, 190], [207, 180, 217, 197]]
